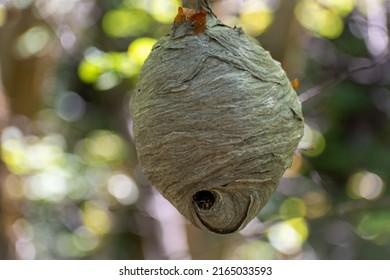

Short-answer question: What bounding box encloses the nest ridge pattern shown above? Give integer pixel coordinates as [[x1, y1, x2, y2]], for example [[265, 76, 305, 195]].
[[132, 9, 304, 234]]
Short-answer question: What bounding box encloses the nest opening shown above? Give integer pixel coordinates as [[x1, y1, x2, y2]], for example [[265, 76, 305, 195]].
[[193, 190, 216, 210]]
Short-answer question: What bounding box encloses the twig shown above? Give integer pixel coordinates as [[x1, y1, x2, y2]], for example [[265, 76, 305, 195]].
[[298, 63, 377, 103]]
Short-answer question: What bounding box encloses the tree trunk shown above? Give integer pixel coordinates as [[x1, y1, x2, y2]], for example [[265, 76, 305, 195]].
[[0, 6, 58, 259], [257, 0, 305, 82], [0, 66, 10, 259]]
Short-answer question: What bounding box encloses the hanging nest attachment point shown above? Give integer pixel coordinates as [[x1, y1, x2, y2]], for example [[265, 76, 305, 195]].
[[131, 0, 304, 234]]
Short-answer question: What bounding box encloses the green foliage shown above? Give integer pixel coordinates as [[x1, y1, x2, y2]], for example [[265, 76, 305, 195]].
[[295, 0, 355, 39], [102, 9, 153, 37], [78, 50, 138, 90]]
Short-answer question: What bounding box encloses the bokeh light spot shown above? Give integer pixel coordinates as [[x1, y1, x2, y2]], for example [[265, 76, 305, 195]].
[[56, 232, 83, 258], [82, 202, 111, 236], [233, 241, 276, 260], [0, 4, 6, 26], [347, 171, 385, 200], [24, 169, 69, 202], [268, 218, 309, 255], [303, 191, 330, 219], [149, 0, 182, 24], [78, 57, 104, 84], [1, 127, 67, 175], [128, 37, 157, 66], [16, 25, 51, 58], [15, 240, 36, 260], [13, 219, 34, 242], [108, 173, 139, 205], [12, 0, 33, 9], [1, 138, 29, 174], [301, 124, 326, 157], [55, 92, 86, 122], [78, 49, 137, 87], [73, 226, 100, 252], [86, 130, 126, 163], [25, 142, 64, 171], [13, 218, 36, 260], [95, 71, 121, 91], [239, 9, 273, 36], [295, 0, 344, 39], [84, 164, 111, 189], [357, 212, 390, 245], [4, 174, 25, 199], [280, 198, 307, 219], [318, 0, 355, 16], [102, 9, 152, 37]]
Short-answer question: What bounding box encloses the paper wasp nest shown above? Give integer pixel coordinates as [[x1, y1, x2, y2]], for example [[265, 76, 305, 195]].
[[132, 1, 304, 234]]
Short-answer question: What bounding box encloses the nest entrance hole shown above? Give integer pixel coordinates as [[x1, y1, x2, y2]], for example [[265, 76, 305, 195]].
[[193, 190, 216, 210]]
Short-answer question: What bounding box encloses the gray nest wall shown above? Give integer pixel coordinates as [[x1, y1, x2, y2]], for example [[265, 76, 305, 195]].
[[132, 5, 304, 234]]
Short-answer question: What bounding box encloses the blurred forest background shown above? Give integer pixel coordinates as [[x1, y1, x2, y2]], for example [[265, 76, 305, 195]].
[[0, 0, 390, 260]]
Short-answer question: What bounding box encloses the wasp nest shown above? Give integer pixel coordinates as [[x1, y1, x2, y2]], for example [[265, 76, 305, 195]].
[[132, 0, 304, 234]]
